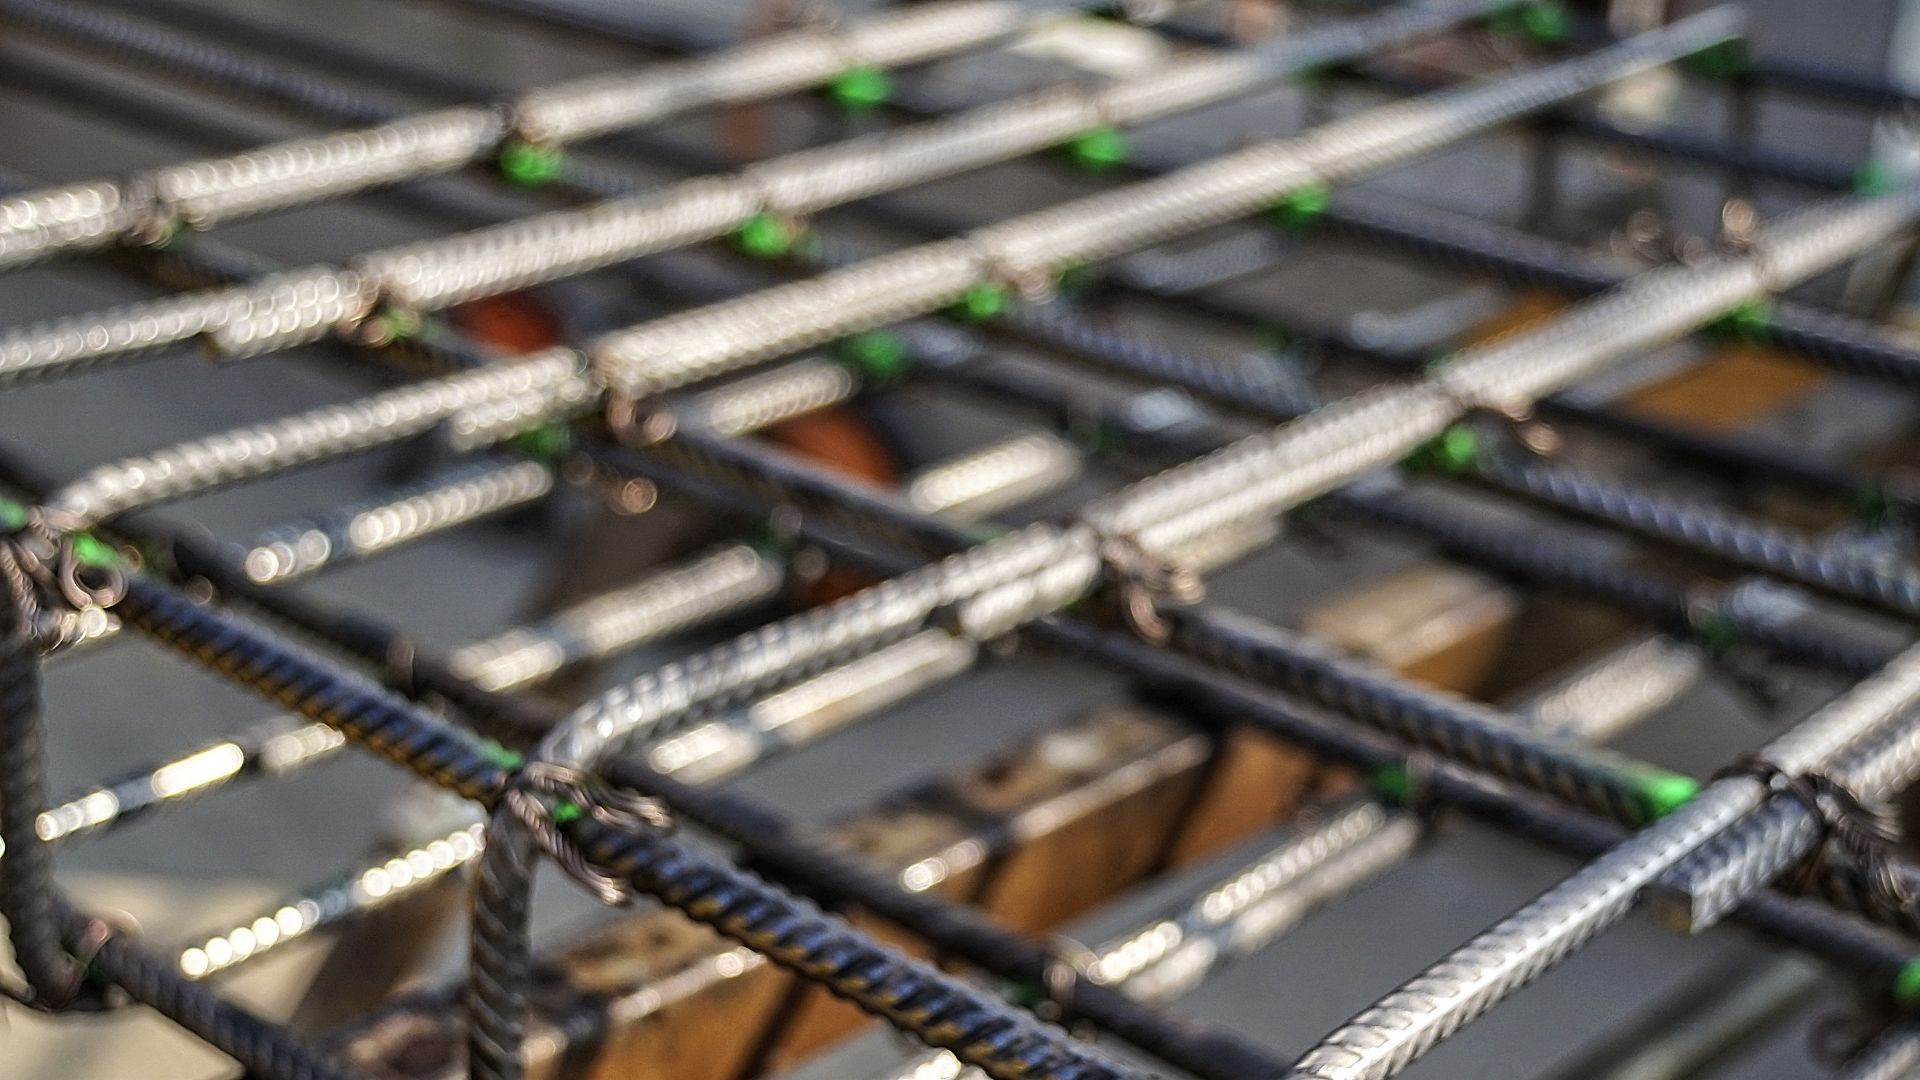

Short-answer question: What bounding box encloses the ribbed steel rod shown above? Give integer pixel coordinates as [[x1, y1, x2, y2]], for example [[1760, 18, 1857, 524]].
[[587, 13, 1743, 400], [587, 363, 1920, 1010], [1279, 652, 1920, 1080], [152, 417, 1083, 982], [0, 542, 783, 861], [0, 0, 1090, 271], [862, 624, 1700, 1080], [230, 457, 555, 585], [0, 0, 1509, 384], [104, 572, 1153, 1080], [17, 17, 1720, 532]]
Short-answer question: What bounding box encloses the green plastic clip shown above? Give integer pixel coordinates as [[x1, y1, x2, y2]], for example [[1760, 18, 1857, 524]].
[[509, 422, 573, 461], [1066, 125, 1130, 172], [1489, 1, 1571, 44], [1083, 418, 1125, 456], [1894, 957, 1920, 1007], [1855, 161, 1899, 197], [735, 213, 802, 260], [1694, 608, 1741, 657], [1269, 183, 1331, 233], [1637, 771, 1700, 822], [839, 330, 911, 383], [551, 800, 584, 825], [499, 141, 567, 187], [477, 739, 527, 771], [1005, 976, 1048, 1011], [1056, 263, 1095, 297], [1852, 486, 1892, 529], [746, 516, 797, 557], [950, 281, 1012, 323], [829, 65, 893, 112], [0, 497, 26, 532], [1706, 297, 1774, 344], [1686, 37, 1752, 80], [378, 307, 423, 343], [156, 220, 190, 251], [1372, 762, 1416, 807], [1406, 425, 1482, 475], [71, 533, 122, 570]]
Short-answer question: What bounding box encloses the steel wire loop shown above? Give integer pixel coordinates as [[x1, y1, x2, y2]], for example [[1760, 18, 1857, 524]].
[[499, 760, 675, 906]]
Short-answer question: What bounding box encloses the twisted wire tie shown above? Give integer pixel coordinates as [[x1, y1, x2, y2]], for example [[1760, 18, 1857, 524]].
[[500, 761, 675, 907], [1712, 754, 1914, 911], [0, 510, 127, 651], [1093, 529, 1205, 646], [0, 912, 124, 1014]]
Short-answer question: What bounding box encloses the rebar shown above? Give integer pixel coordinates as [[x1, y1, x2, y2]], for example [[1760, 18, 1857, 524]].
[[0, 0, 1093, 271]]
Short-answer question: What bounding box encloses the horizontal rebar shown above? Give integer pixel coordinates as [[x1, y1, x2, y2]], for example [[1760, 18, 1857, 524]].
[[0, 0, 1508, 382], [0, 0, 1092, 270]]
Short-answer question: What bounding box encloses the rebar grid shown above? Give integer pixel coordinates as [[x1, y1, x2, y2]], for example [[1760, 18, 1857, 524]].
[[5, 3, 1920, 1080]]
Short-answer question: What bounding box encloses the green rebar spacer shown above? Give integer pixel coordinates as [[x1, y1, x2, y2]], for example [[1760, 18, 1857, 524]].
[[1637, 771, 1701, 822], [838, 330, 911, 383], [1706, 296, 1774, 344], [1066, 125, 1130, 172], [71, 533, 122, 570], [0, 497, 26, 531], [1855, 161, 1900, 197], [478, 740, 527, 771], [551, 800, 584, 825], [378, 307, 423, 343], [1056, 263, 1095, 297], [1489, 1, 1571, 44], [1269, 183, 1332, 233], [1003, 977, 1048, 1012], [1895, 957, 1920, 1007], [746, 517, 797, 557], [1406, 425, 1482, 475], [1372, 762, 1416, 807], [736, 213, 803, 260], [1694, 608, 1741, 656], [499, 141, 567, 187], [951, 281, 1012, 323], [1852, 486, 1892, 528], [1434, 426, 1481, 474], [1685, 37, 1752, 79], [1083, 418, 1126, 456], [829, 64, 893, 113], [509, 422, 573, 461], [156, 220, 190, 251]]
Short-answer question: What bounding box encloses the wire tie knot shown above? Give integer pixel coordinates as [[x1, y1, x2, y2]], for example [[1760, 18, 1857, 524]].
[[1095, 530, 1203, 645], [502, 761, 674, 907]]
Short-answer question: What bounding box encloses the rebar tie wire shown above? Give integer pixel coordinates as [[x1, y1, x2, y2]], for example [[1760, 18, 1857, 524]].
[[0, 539, 361, 1080], [497, 759, 674, 906], [1709, 755, 1916, 916]]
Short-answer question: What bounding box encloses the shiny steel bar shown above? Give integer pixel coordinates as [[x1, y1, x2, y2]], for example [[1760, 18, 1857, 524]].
[[859, 625, 1701, 1080], [473, 25, 1767, 1044], [0, 0, 1507, 384], [1090, 182, 1920, 562], [0, 0, 1084, 271], [26, 20, 1735, 536], [162, 420, 1093, 981], [1281, 645, 1920, 1080], [232, 457, 554, 585], [0, 543, 783, 860], [589, 11, 1745, 400]]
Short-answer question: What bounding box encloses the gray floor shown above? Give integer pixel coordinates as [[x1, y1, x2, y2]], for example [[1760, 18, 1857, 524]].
[[1, 0, 1913, 1077]]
